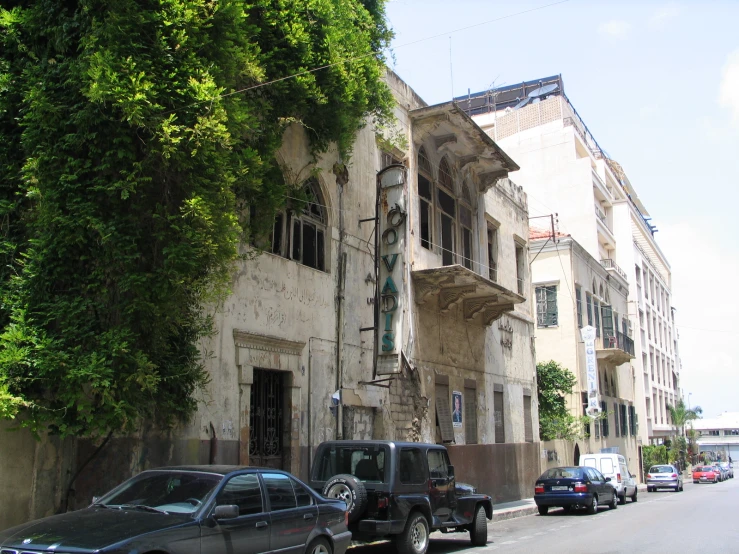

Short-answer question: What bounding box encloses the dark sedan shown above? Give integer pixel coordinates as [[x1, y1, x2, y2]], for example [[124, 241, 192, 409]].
[[534, 466, 617, 515], [0, 466, 351, 554]]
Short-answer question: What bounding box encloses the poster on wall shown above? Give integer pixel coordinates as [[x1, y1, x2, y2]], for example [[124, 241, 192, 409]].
[[580, 325, 601, 418], [452, 391, 463, 428]]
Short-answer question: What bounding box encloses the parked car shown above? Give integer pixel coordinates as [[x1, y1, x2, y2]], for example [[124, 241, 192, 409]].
[[534, 466, 618, 515], [646, 464, 683, 492], [693, 465, 719, 484], [310, 440, 492, 554], [0, 466, 351, 554], [718, 462, 734, 479], [580, 453, 638, 504], [712, 462, 730, 481]]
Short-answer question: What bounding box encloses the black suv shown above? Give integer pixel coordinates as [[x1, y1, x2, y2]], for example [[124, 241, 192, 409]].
[[310, 440, 493, 554]]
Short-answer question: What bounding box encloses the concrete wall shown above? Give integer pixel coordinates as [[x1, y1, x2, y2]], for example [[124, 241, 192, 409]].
[[447, 442, 541, 503], [0, 423, 76, 529]]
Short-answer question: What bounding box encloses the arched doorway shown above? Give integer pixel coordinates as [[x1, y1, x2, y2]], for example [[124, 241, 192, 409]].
[[574, 444, 581, 466]]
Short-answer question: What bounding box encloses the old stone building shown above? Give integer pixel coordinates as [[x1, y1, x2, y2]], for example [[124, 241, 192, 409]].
[[179, 71, 541, 498], [0, 71, 542, 528]]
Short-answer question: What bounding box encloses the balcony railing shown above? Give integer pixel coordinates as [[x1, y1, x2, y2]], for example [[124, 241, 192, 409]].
[[600, 258, 628, 282], [595, 204, 607, 224], [602, 331, 635, 357]]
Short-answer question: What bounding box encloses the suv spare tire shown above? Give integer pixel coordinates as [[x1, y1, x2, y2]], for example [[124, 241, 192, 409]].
[[322, 474, 368, 523]]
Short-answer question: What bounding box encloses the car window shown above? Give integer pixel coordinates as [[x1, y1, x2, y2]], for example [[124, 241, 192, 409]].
[[540, 467, 583, 479], [428, 450, 448, 479], [101, 471, 222, 514], [217, 474, 263, 516], [399, 448, 426, 484], [620, 463, 629, 477], [314, 445, 387, 483], [262, 473, 297, 511], [600, 458, 615, 475], [581, 457, 597, 469], [588, 468, 604, 482], [291, 478, 313, 507], [649, 465, 673, 473]]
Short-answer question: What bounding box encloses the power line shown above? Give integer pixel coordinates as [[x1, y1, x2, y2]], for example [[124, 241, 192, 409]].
[[159, 0, 570, 115]]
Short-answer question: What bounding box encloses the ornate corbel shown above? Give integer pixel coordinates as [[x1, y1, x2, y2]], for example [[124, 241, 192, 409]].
[[438, 284, 476, 312], [463, 295, 498, 321]]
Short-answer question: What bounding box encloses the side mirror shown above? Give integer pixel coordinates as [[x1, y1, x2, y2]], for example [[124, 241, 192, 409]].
[[631, 473, 636, 478], [605, 477, 611, 482], [214, 505, 239, 519], [447, 465, 455, 479]]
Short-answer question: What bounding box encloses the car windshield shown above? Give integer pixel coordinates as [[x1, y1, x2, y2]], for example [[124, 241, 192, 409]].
[[540, 467, 584, 479], [314, 445, 388, 483], [696, 467, 712, 472], [649, 466, 673, 473], [98, 471, 223, 514]]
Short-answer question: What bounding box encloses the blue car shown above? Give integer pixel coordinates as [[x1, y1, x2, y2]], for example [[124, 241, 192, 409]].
[[534, 466, 618, 515]]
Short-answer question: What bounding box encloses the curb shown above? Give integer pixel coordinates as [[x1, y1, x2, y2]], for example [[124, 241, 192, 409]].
[[492, 506, 539, 522]]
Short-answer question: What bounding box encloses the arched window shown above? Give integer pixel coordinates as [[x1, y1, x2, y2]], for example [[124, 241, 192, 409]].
[[437, 157, 457, 266], [418, 147, 433, 250], [270, 178, 327, 271], [416, 149, 476, 270]]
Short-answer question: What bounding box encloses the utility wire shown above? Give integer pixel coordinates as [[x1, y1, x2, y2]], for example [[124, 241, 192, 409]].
[[159, 0, 570, 115]]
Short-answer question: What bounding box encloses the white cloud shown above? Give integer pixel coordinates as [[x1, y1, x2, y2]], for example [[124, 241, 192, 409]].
[[598, 20, 631, 39], [649, 3, 682, 28], [719, 49, 739, 126]]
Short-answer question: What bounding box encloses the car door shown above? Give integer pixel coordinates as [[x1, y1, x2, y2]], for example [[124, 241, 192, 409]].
[[200, 472, 271, 554], [590, 468, 613, 502], [426, 448, 453, 521], [262, 472, 317, 554], [620, 461, 634, 495]]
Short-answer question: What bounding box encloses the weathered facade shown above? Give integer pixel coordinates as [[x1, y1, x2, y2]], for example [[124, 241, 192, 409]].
[[1, 72, 542, 527]]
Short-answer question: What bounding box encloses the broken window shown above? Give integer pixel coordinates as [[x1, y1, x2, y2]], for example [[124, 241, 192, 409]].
[[270, 178, 327, 272], [535, 285, 558, 327]]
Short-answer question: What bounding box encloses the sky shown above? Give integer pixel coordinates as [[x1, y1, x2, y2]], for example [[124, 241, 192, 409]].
[[384, 0, 739, 418]]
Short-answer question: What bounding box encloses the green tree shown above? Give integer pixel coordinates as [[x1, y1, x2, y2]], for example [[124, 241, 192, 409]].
[[0, 0, 394, 438], [536, 360, 579, 441], [666, 399, 703, 436]]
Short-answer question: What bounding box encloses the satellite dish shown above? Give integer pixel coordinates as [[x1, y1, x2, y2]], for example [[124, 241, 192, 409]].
[[528, 83, 559, 98], [514, 97, 530, 109]]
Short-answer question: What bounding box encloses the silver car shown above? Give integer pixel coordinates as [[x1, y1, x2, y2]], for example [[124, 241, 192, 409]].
[[646, 464, 683, 492], [718, 462, 734, 479]]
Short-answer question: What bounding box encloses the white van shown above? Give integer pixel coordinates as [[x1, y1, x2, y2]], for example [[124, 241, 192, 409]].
[[580, 453, 637, 504]]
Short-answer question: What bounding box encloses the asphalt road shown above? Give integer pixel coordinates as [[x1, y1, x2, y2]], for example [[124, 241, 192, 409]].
[[351, 477, 739, 554]]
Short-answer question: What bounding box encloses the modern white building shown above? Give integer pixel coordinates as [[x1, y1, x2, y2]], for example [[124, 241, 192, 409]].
[[461, 75, 681, 445], [692, 412, 739, 462]]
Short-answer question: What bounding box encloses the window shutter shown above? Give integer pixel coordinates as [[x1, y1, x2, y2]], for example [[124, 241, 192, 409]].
[[523, 394, 533, 443], [613, 402, 620, 437], [494, 391, 505, 444], [602, 305, 614, 341], [435, 385, 454, 443], [546, 286, 558, 326], [601, 401, 609, 437], [464, 387, 477, 444]]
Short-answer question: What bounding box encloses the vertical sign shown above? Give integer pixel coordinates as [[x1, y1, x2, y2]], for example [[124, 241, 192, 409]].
[[581, 325, 601, 418], [377, 165, 406, 375]]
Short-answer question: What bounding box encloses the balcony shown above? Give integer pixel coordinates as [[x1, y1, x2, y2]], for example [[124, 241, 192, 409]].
[[600, 258, 628, 283], [596, 331, 635, 365]]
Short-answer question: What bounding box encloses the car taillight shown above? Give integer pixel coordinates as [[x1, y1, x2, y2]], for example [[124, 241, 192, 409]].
[[377, 496, 389, 509], [574, 483, 588, 493], [617, 473, 622, 483], [647, 474, 652, 479], [535, 485, 545, 494], [671, 474, 678, 479]]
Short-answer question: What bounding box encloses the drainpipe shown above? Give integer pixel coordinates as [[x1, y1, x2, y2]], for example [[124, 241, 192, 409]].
[[334, 161, 349, 440]]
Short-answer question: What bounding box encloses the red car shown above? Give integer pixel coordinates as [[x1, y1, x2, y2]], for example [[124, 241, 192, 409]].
[[693, 466, 719, 483]]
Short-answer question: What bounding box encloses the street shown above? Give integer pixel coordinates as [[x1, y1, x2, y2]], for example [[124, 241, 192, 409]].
[[352, 478, 739, 554]]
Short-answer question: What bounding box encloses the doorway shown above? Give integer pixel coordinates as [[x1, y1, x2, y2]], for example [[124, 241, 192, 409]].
[[249, 369, 285, 469]]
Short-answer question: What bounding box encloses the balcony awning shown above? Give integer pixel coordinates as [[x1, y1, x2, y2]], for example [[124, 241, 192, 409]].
[[411, 265, 524, 326]]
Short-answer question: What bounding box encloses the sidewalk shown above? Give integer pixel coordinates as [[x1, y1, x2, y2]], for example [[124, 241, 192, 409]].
[[492, 483, 648, 523]]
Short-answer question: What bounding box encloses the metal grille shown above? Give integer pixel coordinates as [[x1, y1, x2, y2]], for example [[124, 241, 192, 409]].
[[249, 369, 284, 469], [435, 384, 454, 443]]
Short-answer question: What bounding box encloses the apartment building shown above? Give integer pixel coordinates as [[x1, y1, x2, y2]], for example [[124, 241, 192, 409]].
[[461, 75, 681, 446], [693, 412, 739, 462], [529, 232, 640, 472]]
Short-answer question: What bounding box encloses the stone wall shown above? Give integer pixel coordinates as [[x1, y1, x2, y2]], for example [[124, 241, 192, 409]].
[[447, 442, 541, 504]]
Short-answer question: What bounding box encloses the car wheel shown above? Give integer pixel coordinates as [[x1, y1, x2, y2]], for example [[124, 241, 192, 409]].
[[561, 506, 571, 514], [322, 474, 367, 523], [469, 504, 488, 546], [396, 512, 430, 554], [538, 505, 549, 516], [679, 483, 684, 491], [618, 493, 626, 505], [631, 488, 638, 502], [647, 487, 652, 492], [306, 537, 332, 554], [586, 495, 598, 515], [609, 493, 618, 510]]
